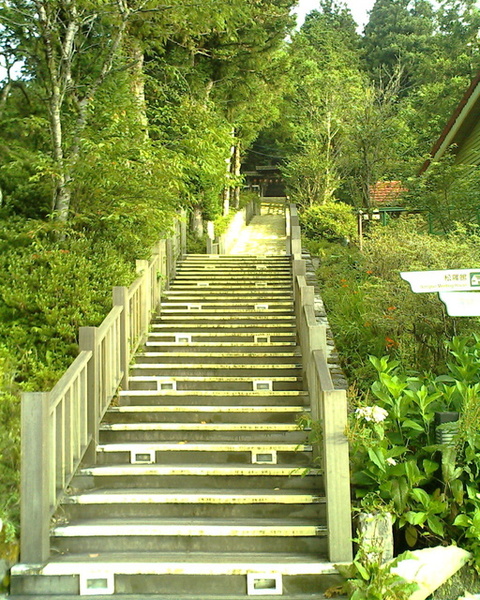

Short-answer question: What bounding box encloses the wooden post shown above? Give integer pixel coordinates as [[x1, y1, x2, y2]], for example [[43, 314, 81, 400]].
[[180, 212, 187, 257], [79, 327, 99, 460], [323, 388, 353, 563], [113, 287, 130, 393], [136, 259, 150, 337], [21, 392, 51, 564]]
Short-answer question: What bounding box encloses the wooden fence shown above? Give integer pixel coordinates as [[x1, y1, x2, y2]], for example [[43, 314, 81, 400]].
[[20, 213, 186, 564], [288, 204, 353, 563]]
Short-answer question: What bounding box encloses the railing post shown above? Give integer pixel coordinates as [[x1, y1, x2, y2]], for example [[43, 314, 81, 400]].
[[113, 286, 130, 393], [136, 259, 150, 337], [79, 326, 99, 461], [323, 389, 353, 563], [180, 212, 187, 257], [206, 221, 215, 254], [21, 392, 51, 564]]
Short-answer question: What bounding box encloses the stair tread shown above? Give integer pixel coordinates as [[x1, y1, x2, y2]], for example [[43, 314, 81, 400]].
[[53, 518, 327, 537], [98, 441, 311, 450], [119, 390, 308, 396], [27, 552, 334, 574], [107, 406, 305, 413], [130, 364, 301, 370], [79, 464, 316, 476], [64, 489, 324, 504], [100, 423, 303, 431], [136, 352, 301, 357]]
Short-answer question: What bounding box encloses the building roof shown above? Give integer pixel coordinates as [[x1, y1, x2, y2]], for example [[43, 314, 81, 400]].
[[420, 71, 480, 173], [369, 181, 406, 205]]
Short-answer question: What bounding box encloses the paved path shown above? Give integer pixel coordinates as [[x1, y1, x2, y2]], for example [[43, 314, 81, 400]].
[[229, 202, 287, 255]]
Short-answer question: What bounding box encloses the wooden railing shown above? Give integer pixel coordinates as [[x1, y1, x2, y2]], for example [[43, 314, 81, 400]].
[[288, 203, 353, 563], [20, 213, 186, 564]]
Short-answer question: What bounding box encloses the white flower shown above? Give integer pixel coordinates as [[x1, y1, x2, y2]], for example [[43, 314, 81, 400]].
[[386, 458, 397, 466], [355, 405, 388, 423]]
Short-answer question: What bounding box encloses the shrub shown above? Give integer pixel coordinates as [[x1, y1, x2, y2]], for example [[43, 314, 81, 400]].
[[299, 201, 357, 243]]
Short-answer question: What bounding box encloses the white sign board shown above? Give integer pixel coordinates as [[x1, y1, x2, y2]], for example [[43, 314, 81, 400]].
[[439, 292, 480, 317], [401, 269, 480, 293]]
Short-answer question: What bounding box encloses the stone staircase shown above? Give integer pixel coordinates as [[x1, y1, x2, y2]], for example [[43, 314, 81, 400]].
[[11, 254, 341, 599]]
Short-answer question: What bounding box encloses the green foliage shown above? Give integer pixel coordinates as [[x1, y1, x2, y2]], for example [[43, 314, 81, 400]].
[[347, 340, 480, 565], [0, 350, 20, 544], [338, 545, 418, 600], [316, 220, 480, 380], [0, 220, 136, 390], [299, 202, 357, 243]]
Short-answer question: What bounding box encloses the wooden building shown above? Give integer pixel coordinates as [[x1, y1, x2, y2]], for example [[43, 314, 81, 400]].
[[422, 72, 480, 171]]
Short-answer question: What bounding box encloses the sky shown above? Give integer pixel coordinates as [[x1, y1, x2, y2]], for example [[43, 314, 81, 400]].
[[294, 0, 377, 31]]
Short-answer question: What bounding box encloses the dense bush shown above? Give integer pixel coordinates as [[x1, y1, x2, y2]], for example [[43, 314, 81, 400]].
[[314, 218, 480, 382], [349, 341, 480, 567], [299, 201, 357, 243]]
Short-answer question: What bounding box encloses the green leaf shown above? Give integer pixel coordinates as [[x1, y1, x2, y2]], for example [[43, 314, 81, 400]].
[[353, 559, 370, 581], [453, 514, 470, 527], [411, 488, 430, 507], [427, 515, 445, 536], [368, 447, 386, 472], [405, 524, 418, 547], [422, 459, 439, 476], [402, 419, 425, 432]]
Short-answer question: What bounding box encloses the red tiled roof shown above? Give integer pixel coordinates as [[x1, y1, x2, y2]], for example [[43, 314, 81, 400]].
[[369, 181, 406, 205]]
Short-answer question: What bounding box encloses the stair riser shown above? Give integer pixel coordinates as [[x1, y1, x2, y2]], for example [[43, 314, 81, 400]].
[[161, 295, 294, 302], [52, 535, 328, 555], [118, 394, 308, 407], [96, 449, 312, 465], [131, 364, 302, 378], [134, 355, 301, 365], [103, 412, 305, 425], [98, 430, 309, 443], [144, 339, 297, 347], [126, 381, 303, 391], [73, 474, 323, 491], [149, 326, 297, 334], [11, 573, 343, 598], [62, 502, 326, 521], [129, 367, 301, 378]]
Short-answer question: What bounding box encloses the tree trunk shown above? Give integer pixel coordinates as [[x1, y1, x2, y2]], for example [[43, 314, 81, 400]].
[[190, 205, 204, 239], [128, 37, 148, 136], [232, 134, 241, 209], [223, 129, 235, 216]]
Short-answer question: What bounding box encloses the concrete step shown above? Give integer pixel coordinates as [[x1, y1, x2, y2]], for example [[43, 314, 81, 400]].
[[51, 518, 328, 554], [162, 291, 293, 300], [153, 315, 296, 324], [150, 323, 296, 333], [74, 463, 322, 490], [11, 552, 343, 598], [159, 305, 294, 314], [128, 364, 302, 379], [118, 390, 309, 408], [117, 390, 310, 406], [135, 351, 301, 363], [104, 405, 307, 424], [126, 376, 303, 392], [98, 423, 308, 443], [96, 440, 312, 463], [62, 489, 325, 520]]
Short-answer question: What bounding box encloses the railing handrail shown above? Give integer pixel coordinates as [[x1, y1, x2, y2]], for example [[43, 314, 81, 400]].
[[20, 211, 187, 565], [49, 350, 92, 412], [291, 210, 353, 564]]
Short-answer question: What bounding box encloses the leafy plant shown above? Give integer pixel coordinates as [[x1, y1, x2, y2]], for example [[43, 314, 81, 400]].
[[299, 201, 357, 243], [337, 541, 418, 600]]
